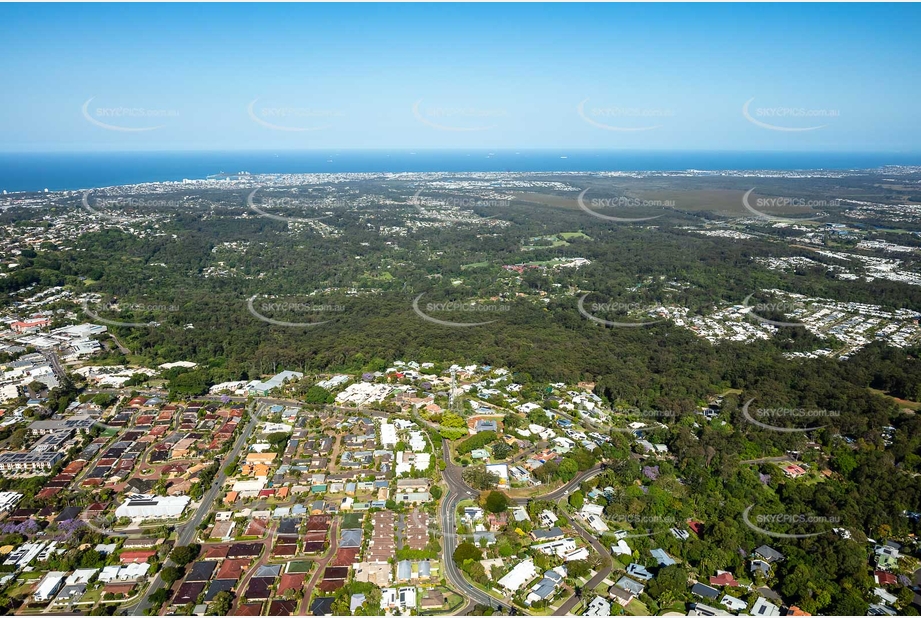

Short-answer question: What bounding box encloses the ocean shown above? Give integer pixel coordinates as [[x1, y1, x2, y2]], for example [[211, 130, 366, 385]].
[[2, 150, 920, 193]]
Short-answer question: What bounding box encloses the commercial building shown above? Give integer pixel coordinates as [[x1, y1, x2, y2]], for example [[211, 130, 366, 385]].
[[0, 451, 62, 474], [115, 494, 191, 520]]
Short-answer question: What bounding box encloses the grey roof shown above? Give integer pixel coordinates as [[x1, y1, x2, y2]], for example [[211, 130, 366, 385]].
[[397, 560, 412, 580], [254, 564, 281, 578], [692, 583, 721, 600], [418, 560, 431, 577], [609, 586, 634, 603], [350, 594, 366, 613], [529, 578, 557, 600], [544, 570, 565, 584], [650, 548, 676, 566], [625, 563, 653, 581], [616, 576, 644, 596], [531, 526, 565, 540], [187, 561, 217, 582], [340, 528, 363, 548], [754, 545, 784, 563]]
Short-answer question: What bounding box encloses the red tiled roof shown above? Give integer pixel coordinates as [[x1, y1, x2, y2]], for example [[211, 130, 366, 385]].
[[232, 602, 263, 616], [277, 573, 305, 595], [119, 550, 156, 563], [710, 572, 739, 587], [875, 571, 898, 586]]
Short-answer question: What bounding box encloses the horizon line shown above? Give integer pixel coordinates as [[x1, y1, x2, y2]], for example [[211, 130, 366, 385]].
[[2, 148, 921, 155]]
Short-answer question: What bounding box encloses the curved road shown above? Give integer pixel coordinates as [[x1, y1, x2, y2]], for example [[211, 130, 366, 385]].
[[440, 439, 515, 615], [512, 464, 604, 505], [440, 439, 608, 615]]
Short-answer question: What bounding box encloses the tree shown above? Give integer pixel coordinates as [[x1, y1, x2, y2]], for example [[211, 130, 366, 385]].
[[452, 541, 482, 564], [557, 458, 579, 481], [466, 560, 489, 584], [149, 587, 171, 608], [492, 441, 512, 460], [647, 564, 689, 600], [169, 544, 200, 566], [210, 591, 234, 615], [463, 466, 500, 490], [568, 490, 584, 510], [567, 560, 592, 579], [483, 490, 510, 514], [442, 413, 466, 428], [159, 566, 183, 586], [457, 431, 498, 455], [303, 385, 333, 404]]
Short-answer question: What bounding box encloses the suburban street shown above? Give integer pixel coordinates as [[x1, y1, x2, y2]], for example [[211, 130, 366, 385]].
[[516, 464, 604, 504], [439, 439, 515, 615], [125, 399, 263, 615], [552, 515, 612, 616]]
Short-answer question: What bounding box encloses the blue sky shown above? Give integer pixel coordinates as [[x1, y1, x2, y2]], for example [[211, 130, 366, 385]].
[[1, 3, 918, 152]]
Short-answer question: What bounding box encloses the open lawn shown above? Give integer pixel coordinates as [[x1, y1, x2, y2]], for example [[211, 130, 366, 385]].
[[285, 561, 313, 573], [626, 598, 649, 615]]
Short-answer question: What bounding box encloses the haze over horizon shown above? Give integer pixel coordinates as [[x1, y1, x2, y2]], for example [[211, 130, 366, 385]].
[[1, 3, 919, 154]]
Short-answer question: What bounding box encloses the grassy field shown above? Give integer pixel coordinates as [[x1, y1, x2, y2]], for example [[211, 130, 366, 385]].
[[342, 513, 363, 528], [461, 261, 490, 270], [869, 388, 921, 411]]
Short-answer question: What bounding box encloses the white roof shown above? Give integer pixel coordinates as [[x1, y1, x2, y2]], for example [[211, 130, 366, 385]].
[[114, 494, 190, 519], [66, 569, 98, 585], [498, 559, 538, 591], [34, 572, 65, 601]]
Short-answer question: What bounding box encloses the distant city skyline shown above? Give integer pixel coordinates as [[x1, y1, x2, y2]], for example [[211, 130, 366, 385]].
[[1, 3, 918, 153]]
